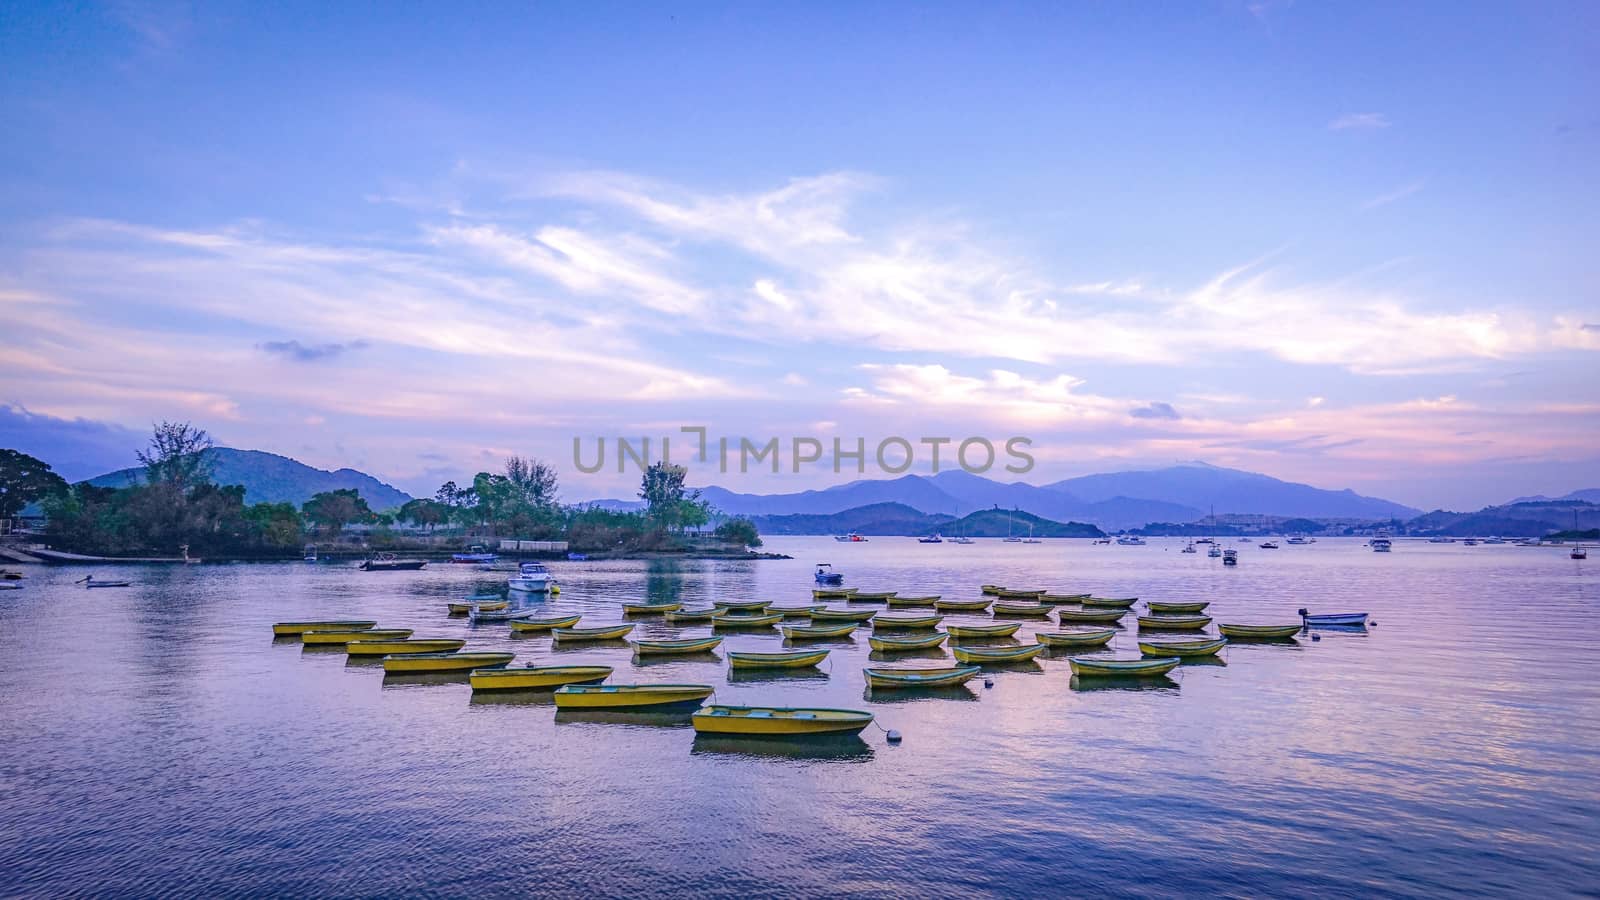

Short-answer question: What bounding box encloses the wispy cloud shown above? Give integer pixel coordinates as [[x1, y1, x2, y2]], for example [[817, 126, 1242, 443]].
[[259, 339, 369, 362], [1362, 180, 1424, 210], [1329, 112, 1390, 131], [1130, 402, 1181, 420]]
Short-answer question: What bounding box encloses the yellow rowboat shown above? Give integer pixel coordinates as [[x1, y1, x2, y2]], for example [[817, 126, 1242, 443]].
[[1137, 615, 1213, 631], [623, 602, 682, 615], [273, 620, 376, 636], [469, 665, 611, 691], [1138, 637, 1227, 658], [383, 651, 514, 673], [946, 622, 1022, 638], [886, 595, 940, 607], [953, 644, 1046, 664], [1057, 608, 1127, 623], [692, 705, 873, 737], [934, 598, 991, 612], [868, 632, 948, 652], [1069, 656, 1181, 678], [1082, 596, 1138, 608], [1040, 593, 1091, 604], [665, 608, 718, 624], [992, 602, 1053, 617], [714, 600, 772, 612], [1218, 623, 1302, 639], [553, 683, 715, 709], [871, 614, 944, 630], [979, 584, 1005, 595], [1034, 628, 1117, 648], [769, 604, 827, 619], [712, 612, 784, 628], [848, 591, 898, 601], [509, 614, 582, 633], [302, 628, 413, 645], [631, 637, 723, 655], [552, 624, 635, 642], [808, 608, 877, 623], [812, 588, 857, 599], [1147, 600, 1209, 614], [728, 649, 829, 669], [448, 600, 508, 615], [995, 588, 1046, 600], [864, 665, 980, 689], [782, 623, 857, 639], [347, 638, 464, 656]]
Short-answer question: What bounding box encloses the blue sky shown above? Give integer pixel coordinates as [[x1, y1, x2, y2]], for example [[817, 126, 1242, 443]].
[[2, 1, 1597, 509]]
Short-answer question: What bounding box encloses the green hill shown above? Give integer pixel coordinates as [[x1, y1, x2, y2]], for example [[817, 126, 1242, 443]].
[[86, 448, 412, 511], [752, 502, 1102, 538]]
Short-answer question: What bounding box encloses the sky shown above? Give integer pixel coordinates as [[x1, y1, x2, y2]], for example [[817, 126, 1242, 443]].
[[1, 1, 1597, 510]]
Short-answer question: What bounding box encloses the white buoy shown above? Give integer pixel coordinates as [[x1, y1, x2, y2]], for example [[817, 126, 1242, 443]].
[[886, 730, 902, 743]]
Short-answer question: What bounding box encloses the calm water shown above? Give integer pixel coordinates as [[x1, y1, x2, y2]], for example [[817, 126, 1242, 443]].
[[2, 538, 1596, 898]]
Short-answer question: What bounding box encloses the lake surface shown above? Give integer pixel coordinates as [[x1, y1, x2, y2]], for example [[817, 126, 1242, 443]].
[[2, 538, 1596, 898]]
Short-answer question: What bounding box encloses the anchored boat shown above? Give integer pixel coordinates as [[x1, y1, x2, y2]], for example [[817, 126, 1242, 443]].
[[507, 561, 555, 593], [1297, 608, 1369, 627], [623, 601, 682, 615], [449, 598, 509, 615], [712, 612, 784, 628], [346, 638, 464, 656], [782, 623, 857, 639], [814, 563, 845, 585], [769, 604, 827, 618], [870, 613, 943, 630], [1136, 614, 1213, 631], [867, 632, 948, 652], [1069, 657, 1181, 678], [631, 637, 723, 656], [1218, 623, 1302, 639], [383, 651, 514, 673], [946, 622, 1022, 638], [664, 608, 719, 624], [1082, 596, 1138, 608], [864, 665, 980, 689], [359, 553, 426, 571], [808, 608, 877, 623], [1138, 637, 1227, 658], [849, 591, 898, 602], [728, 649, 829, 669], [886, 595, 939, 607], [953, 644, 1046, 664], [1056, 608, 1127, 624], [302, 628, 413, 645], [713, 600, 772, 613], [552, 624, 635, 642], [469, 664, 612, 691], [1040, 593, 1091, 604], [691, 705, 874, 737], [991, 602, 1052, 617], [554, 684, 715, 709], [934, 598, 992, 611], [1034, 628, 1116, 648], [272, 620, 378, 636], [1146, 600, 1208, 614], [509, 614, 582, 632]]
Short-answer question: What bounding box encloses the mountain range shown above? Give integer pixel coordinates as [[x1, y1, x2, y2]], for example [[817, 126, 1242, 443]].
[[87, 448, 413, 511]]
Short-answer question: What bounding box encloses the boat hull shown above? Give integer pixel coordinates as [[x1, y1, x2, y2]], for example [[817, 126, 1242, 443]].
[[712, 613, 784, 628], [953, 644, 1046, 664], [552, 624, 635, 642], [272, 620, 377, 636], [664, 609, 719, 624], [1138, 638, 1227, 658], [864, 665, 980, 689], [509, 615, 582, 632], [870, 615, 943, 630], [808, 609, 877, 623], [933, 599, 992, 611], [886, 595, 939, 607], [302, 628, 413, 645], [691, 705, 873, 736], [782, 624, 857, 639], [449, 600, 509, 615], [1034, 629, 1116, 648], [946, 623, 1022, 638], [714, 600, 772, 612], [867, 633, 948, 651], [1147, 601, 1208, 614], [347, 638, 464, 656], [469, 665, 612, 691], [1082, 596, 1138, 608], [1069, 657, 1181, 677], [849, 591, 898, 601], [727, 650, 829, 669], [631, 637, 723, 655], [623, 602, 682, 615], [383, 651, 514, 673], [991, 603, 1053, 617], [554, 684, 715, 709], [1218, 623, 1302, 639], [1136, 615, 1213, 631], [1302, 613, 1369, 626], [1056, 609, 1127, 623]]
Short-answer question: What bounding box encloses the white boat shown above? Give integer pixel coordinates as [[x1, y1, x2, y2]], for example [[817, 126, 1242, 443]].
[[303, 543, 318, 562], [1115, 535, 1146, 546], [1286, 536, 1308, 545], [950, 536, 973, 545], [1483, 537, 1505, 544], [833, 532, 868, 543], [508, 561, 555, 593], [918, 533, 943, 544], [1222, 549, 1238, 566], [1181, 541, 1197, 554], [1572, 545, 1587, 560], [1428, 536, 1455, 543], [1298, 608, 1368, 627], [1259, 541, 1279, 549], [1462, 539, 1479, 546], [1370, 537, 1392, 553]]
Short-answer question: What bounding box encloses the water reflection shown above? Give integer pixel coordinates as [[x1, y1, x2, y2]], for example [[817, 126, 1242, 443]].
[[633, 651, 722, 667], [726, 668, 832, 684], [381, 672, 473, 688], [468, 690, 557, 707], [866, 648, 949, 663], [1070, 675, 1181, 692], [862, 685, 980, 704], [554, 709, 696, 728], [690, 734, 875, 761]]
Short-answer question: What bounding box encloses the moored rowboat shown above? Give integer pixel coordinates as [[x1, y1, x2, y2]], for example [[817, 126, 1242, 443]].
[[867, 632, 948, 652], [712, 612, 784, 628], [623, 602, 682, 615], [870, 614, 944, 630], [554, 683, 715, 709], [1056, 608, 1127, 623], [302, 628, 413, 645], [509, 614, 582, 632], [808, 608, 877, 623], [727, 649, 829, 669], [552, 624, 635, 642], [979, 584, 1005, 595], [1218, 623, 1302, 639], [448, 600, 509, 615], [664, 608, 718, 624], [769, 604, 827, 618], [1082, 596, 1138, 608], [692, 705, 873, 736], [1034, 628, 1116, 648], [347, 638, 464, 656], [469, 664, 612, 691], [273, 620, 377, 636], [946, 622, 1022, 638], [953, 644, 1046, 664], [992, 602, 1053, 617], [812, 588, 857, 600], [1040, 593, 1091, 604], [886, 595, 940, 607], [1138, 637, 1227, 657], [995, 588, 1046, 600], [1069, 657, 1181, 677], [848, 591, 898, 601], [713, 600, 772, 612], [383, 651, 514, 673], [631, 637, 723, 655], [1297, 608, 1369, 627], [1136, 615, 1212, 631], [782, 623, 857, 639], [1147, 600, 1209, 614], [864, 665, 980, 689], [933, 598, 992, 612]]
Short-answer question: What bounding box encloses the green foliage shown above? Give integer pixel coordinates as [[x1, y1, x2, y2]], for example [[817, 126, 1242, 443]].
[[714, 516, 762, 548], [0, 448, 68, 518], [137, 421, 214, 491], [398, 498, 450, 532], [45, 480, 305, 555], [639, 462, 708, 532], [301, 488, 376, 533]]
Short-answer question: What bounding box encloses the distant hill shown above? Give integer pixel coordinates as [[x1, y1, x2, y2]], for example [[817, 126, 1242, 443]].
[[1044, 462, 1420, 520], [1509, 488, 1600, 504], [86, 448, 413, 511], [752, 502, 1103, 538], [1406, 499, 1598, 537]]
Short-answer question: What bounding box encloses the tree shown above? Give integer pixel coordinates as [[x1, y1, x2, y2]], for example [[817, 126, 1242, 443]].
[[137, 421, 214, 491], [640, 462, 688, 511], [399, 498, 449, 532], [302, 488, 376, 534], [505, 455, 559, 508], [714, 517, 762, 548], [0, 449, 69, 518], [244, 502, 305, 547]]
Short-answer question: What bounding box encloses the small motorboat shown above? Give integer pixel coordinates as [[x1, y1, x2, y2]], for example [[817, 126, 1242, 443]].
[[1573, 545, 1588, 560], [934, 598, 992, 612], [1182, 541, 1197, 554], [1056, 608, 1127, 624], [918, 533, 944, 544], [945, 622, 1022, 638], [952, 644, 1046, 664], [1069, 657, 1181, 678], [1136, 614, 1213, 631], [272, 620, 377, 636], [1286, 536, 1309, 545], [807, 608, 877, 623], [450, 544, 499, 564], [848, 591, 898, 602], [382, 651, 514, 674], [1033, 628, 1117, 648], [1138, 637, 1227, 658], [566, 552, 589, 561], [1081, 596, 1138, 608], [359, 553, 426, 571], [1222, 549, 1239, 566], [992, 602, 1053, 617], [885, 595, 940, 608], [727, 649, 829, 669], [664, 608, 719, 624], [301, 628, 413, 645], [1370, 537, 1393, 552], [691, 705, 874, 737], [469, 664, 611, 691], [870, 613, 943, 630], [622, 601, 682, 615], [712, 612, 784, 628], [1296, 608, 1369, 627], [508, 561, 554, 593], [1115, 535, 1147, 546], [508, 614, 582, 632], [1146, 600, 1208, 615], [78, 576, 131, 588], [0, 582, 22, 590], [553, 683, 715, 709], [631, 637, 723, 656], [713, 600, 772, 613], [1218, 623, 1302, 640], [551, 624, 635, 642], [867, 632, 948, 652], [864, 665, 980, 689], [781, 623, 857, 639], [1258, 541, 1280, 550], [814, 563, 845, 585], [1207, 546, 1222, 558], [346, 638, 465, 656]]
